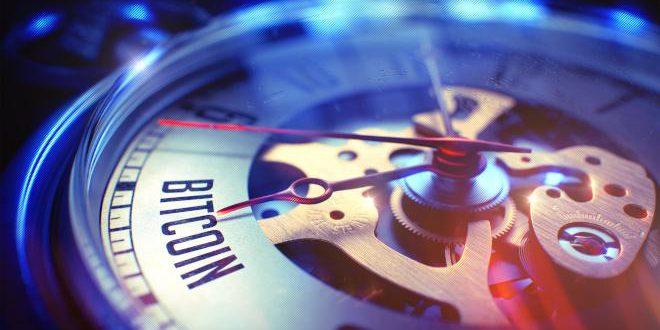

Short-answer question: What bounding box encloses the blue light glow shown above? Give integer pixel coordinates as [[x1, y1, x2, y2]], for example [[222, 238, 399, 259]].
[[497, 1, 547, 21], [140, 28, 169, 43], [121, 3, 152, 22], [544, 172, 565, 186], [123, 47, 163, 83], [303, 1, 357, 36], [609, 10, 647, 32], [448, 1, 493, 21], [374, 2, 407, 17], [26, 12, 60, 38], [447, 0, 547, 22], [232, 3, 283, 29]]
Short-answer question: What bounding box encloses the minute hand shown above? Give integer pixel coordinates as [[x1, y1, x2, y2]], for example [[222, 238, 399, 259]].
[[158, 119, 530, 153]]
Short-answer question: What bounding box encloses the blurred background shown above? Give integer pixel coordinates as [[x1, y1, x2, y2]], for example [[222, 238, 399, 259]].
[[0, 0, 657, 171]]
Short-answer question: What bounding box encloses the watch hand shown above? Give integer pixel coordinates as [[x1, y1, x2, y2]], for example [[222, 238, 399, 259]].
[[158, 119, 530, 154], [217, 164, 432, 215], [420, 38, 456, 136]]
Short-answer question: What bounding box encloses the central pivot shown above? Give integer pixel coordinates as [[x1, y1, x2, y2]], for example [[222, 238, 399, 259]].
[[402, 147, 509, 212], [405, 40, 511, 213]]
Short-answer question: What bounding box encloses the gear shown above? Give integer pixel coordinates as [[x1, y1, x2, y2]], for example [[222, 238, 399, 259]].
[[502, 208, 530, 249], [491, 200, 517, 240], [391, 187, 516, 243], [401, 160, 510, 213]]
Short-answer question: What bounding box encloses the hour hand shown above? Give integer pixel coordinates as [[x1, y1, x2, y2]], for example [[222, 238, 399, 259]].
[[217, 164, 432, 215]]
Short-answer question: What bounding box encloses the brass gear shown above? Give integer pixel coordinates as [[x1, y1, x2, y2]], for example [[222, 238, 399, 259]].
[[390, 187, 516, 243]]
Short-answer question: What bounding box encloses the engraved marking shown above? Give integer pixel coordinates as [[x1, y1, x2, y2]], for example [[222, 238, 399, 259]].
[[119, 168, 140, 182], [116, 181, 136, 191], [557, 211, 636, 240], [123, 272, 143, 279], [114, 248, 135, 255]]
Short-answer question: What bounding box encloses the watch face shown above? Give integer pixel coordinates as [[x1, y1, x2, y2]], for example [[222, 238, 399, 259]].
[[16, 1, 659, 329]]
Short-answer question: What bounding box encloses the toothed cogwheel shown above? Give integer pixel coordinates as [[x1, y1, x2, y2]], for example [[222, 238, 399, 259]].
[[401, 158, 510, 213], [390, 187, 516, 243]]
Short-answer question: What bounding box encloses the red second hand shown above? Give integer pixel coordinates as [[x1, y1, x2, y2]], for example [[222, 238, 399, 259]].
[[157, 118, 530, 154]]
